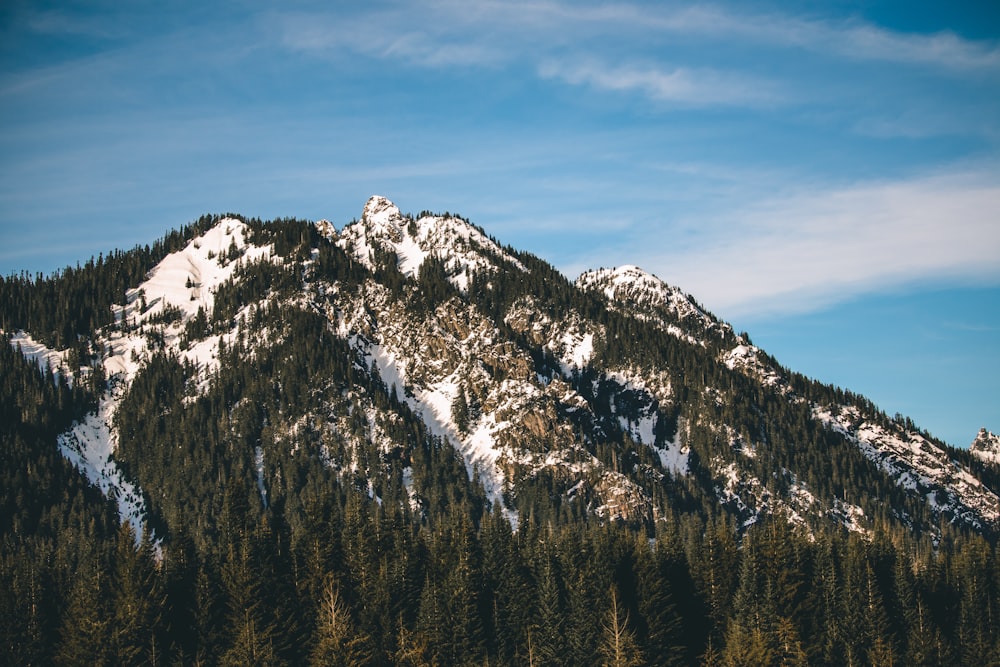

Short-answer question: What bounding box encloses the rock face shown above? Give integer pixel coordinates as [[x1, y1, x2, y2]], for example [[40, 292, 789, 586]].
[[12, 195, 1000, 539], [971, 428, 1000, 465]]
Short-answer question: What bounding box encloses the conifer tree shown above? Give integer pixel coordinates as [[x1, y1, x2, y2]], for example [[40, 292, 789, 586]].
[[636, 542, 685, 667], [56, 555, 112, 666], [532, 550, 568, 666], [599, 585, 643, 667], [720, 621, 773, 667], [219, 538, 282, 666], [451, 386, 469, 434], [110, 522, 162, 666], [310, 578, 376, 667]]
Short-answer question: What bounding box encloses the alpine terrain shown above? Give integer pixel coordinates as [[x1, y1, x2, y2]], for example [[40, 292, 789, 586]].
[[2, 196, 998, 665]]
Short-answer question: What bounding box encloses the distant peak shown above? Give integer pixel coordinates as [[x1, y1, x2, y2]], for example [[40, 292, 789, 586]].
[[577, 265, 723, 341], [362, 195, 403, 227], [314, 219, 336, 240], [577, 265, 674, 306], [339, 196, 526, 290], [970, 428, 1000, 465]]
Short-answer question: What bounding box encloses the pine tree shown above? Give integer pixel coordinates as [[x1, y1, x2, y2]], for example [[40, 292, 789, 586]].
[[451, 386, 469, 434], [720, 621, 773, 667], [774, 616, 809, 667], [309, 578, 376, 666], [219, 539, 282, 666], [192, 555, 224, 665], [636, 542, 685, 667], [110, 522, 162, 666], [862, 560, 896, 667], [56, 555, 112, 666], [599, 585, 643, 667], [394, 618, 435, 667], [955, 539, 998, 667], [532, 550, 567, 666]]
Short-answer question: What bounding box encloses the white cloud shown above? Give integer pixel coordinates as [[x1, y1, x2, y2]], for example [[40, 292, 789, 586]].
[[631, 166, 1000, 319], [538, 59, 785, 108], [273, 9, 506, 68], [633, 4, 1000, 72]]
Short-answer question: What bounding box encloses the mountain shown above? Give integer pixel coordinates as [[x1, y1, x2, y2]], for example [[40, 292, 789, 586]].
[[5, 195, 998, 539], [3, 196, 999, 665]]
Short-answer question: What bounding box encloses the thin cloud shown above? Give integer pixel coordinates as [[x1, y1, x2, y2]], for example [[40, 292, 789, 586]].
[[426, 0, 1000, 71], [271, 2, 998, 123], [635, 4, 1000, 72], [831, 21, 1000, 71], [280, 2, 1000, 74], [633, 166, 1000, 319], [539, 59, 786, 108], [24, 10, 123, 39], [273, 10, 505, 68]]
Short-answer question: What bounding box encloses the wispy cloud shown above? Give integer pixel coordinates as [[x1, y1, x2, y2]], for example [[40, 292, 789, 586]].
[[23, 10, 123, 39], [538, 59, 786, 108], [822, 21, 1000, 71], [632, 165, 1000, 319], [271, 0, 998, 125], [632, 4, 1000, 72], [273, 9, 506, 68], [276, 1, 1000, 74]]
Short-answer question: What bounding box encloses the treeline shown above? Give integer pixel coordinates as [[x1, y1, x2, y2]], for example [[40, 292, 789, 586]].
[[4, 481, 1000, 665]]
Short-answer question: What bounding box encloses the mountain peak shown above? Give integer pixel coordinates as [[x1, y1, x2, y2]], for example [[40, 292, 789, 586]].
[[314, 218, 336, 240], [971, 428, 1000, 465], [361, 195, 405, 236], [577, 265, 722, 342], [578, 265, 698, 314], [339, 195, 525, 291]]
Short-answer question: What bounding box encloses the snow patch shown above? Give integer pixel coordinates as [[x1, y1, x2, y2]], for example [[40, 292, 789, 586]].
[[118, 217, 273, 327], [18, 219, 277, 544], [9, 330, 75, 386], [357, 334, 519, 529], [58, 401, 152, 544], [576, 265, 722, 345]]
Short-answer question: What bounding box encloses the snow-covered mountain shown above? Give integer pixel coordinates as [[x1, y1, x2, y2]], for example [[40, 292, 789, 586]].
[[8, 196, 999, 542]]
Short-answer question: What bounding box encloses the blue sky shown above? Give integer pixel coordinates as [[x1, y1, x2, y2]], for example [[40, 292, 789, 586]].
[[1, 0, 998, 447]]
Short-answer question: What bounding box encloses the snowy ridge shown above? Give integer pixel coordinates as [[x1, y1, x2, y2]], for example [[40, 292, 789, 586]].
[[723, 342, 785, 388], [332, 280, 520, 525], [711, 458, 869, 535], [337, 195, 526, 292], [119, 218, 272, 326], [9, 330, 75, 385], [58, 401, 150, 541], [11, 218, 276, 542], [504, 295, 600, 374], [328, 269, 679, 526], [602, 368, 689, 475], [6, 332, 151, 542], [576, 265, 722, 344], [814, 405, 1000, 530]]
